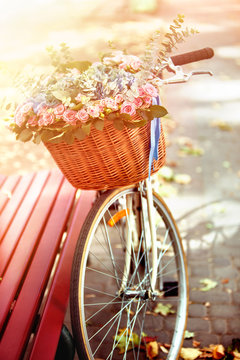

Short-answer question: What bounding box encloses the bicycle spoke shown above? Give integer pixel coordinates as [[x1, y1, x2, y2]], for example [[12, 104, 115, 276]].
[[71, 187, 188, 360]]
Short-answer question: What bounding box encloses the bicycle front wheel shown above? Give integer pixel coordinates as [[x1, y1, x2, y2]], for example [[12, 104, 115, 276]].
[[70, 186, 188, 360]]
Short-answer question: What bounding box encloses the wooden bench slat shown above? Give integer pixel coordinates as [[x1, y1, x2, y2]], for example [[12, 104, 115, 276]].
[[0, 170, 63, 331], [0, 173, 35, 244], [0, 179, 77, 359], [0, 171, 49, 277], [0, 175, 20, 215], [29, 190, 96, 360], [0, 174, 7, 188]]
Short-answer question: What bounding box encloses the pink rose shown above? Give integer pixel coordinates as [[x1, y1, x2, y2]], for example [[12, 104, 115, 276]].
[[27, 115, 38, 126], [87, 105, 100, 118], [38, 112, 55, 126], [104, 97, 118, 110], [53, 104, 65, 117], [37, 103, 48, 116], [14, 111, 25, 127], [20, 102, 34, 114], [138, 88, 145, 97], [99, 99, 105, 107], [63, 109, 77, 125], [133, 97, 143, 108], [141, 96, 152, 109], [115, 94, 124, 104], [142, 83, 158, 98], [129, 56, 142, 71], [120, 101, 136, 116], [76, 109, 89, 123]]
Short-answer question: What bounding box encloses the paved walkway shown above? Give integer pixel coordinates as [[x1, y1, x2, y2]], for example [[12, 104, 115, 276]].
[[161, 0, 240, 346], [1, 0, 240, 354]]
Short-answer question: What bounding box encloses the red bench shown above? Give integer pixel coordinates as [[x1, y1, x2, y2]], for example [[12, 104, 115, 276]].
[[0, 169, 96, 359]]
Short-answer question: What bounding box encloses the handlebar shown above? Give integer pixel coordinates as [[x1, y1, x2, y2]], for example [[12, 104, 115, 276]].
[[170, 47, 214, 66], [158, 47, 214, 84]]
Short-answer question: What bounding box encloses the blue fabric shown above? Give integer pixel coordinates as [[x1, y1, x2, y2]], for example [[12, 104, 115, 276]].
[[148, 96, 161, 179]]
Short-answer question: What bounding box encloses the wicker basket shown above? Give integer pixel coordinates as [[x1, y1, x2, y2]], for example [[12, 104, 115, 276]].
[[44, 120, 166, 190]]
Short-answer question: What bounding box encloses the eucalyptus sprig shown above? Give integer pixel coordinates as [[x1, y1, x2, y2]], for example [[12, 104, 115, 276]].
[[142, 14, 199, 73]]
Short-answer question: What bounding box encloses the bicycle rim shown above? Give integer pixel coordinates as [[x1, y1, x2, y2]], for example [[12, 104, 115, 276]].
[[70, 187, 188, 360]]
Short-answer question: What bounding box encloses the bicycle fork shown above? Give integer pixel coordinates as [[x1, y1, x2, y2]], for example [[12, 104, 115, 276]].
[[119, 179, 158, 299]]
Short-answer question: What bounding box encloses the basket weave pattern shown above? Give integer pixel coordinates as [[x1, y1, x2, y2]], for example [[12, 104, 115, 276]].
[[45, 120, 166, 190]]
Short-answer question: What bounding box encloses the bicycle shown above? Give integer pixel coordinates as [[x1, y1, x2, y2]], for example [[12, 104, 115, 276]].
[[70, 47, 214, 360]]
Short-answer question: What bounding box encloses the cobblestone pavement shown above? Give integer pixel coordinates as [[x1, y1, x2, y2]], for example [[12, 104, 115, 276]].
[[1, 0, 240, 355]]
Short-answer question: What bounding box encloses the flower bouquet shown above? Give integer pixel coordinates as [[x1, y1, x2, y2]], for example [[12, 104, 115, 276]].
[[6, 15, 198, 189]]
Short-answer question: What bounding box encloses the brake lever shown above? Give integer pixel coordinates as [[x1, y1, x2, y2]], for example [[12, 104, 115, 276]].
[[161, 69, 213, 84]]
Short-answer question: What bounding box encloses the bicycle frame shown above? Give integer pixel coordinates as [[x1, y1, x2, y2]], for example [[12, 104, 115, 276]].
[[118, 178, 158, 298]]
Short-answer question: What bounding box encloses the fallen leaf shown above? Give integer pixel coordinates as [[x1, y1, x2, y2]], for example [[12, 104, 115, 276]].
[[177, 136, 193, 147], [200, 346, 214, 358], [142, 336, 157, 343], [204, 302, 211, 308], [184, 330, 195, 339], [114, 328, 140, 354], [193, 340, 201, 348], [158, 184, 178, 197], [232, 350, 240, 360], [180, 347, 202, 360], [206, 222, 214, 230], [174, 174, 192, 185], [222, 161, 231, 169], [158, 166, 174, 181], [177, 137, 204, 157], [210, 120, 232, 131], [199, 278, 218, 292], [146, 341, 159, 359], [213, 344, 225, 359], [166, 160, 178, 167], [153, 303, 175, 316], [159, 344, 169, 354], [221, 278, 229, 284]]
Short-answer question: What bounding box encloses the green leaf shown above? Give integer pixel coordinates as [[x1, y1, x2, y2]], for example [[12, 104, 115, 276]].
[[136, 109, 149, 121], [107, 112, 118, 122], [65, 60, 92, 72], [47, 132, 65, 144], [71, 103, 83, 111], [74, 127, 86, 141], [199, 278, 218, 292], [124, 121, 139, 129], [114, 328, 140, 354], [153, 303, 175, 316], [41, 130, 57, 143], [82, 123, 91, 135], [148, 105, 168, 118], [119, 113, 132, 122], [184, 330, 195, 339], [16, 128, 33, 142], [113, 119, 124, 130], [93, 119, 104, 131], [158, 166, 174, 181], [33, 133, 42, 144], [63, 131, 75, 144]]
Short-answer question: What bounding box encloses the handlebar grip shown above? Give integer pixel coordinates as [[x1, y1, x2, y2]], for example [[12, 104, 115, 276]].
[[170, 47, 214, 66]]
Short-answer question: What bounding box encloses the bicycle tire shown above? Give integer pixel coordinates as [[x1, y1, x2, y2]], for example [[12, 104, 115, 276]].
[[70, 186, 188, 360]]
